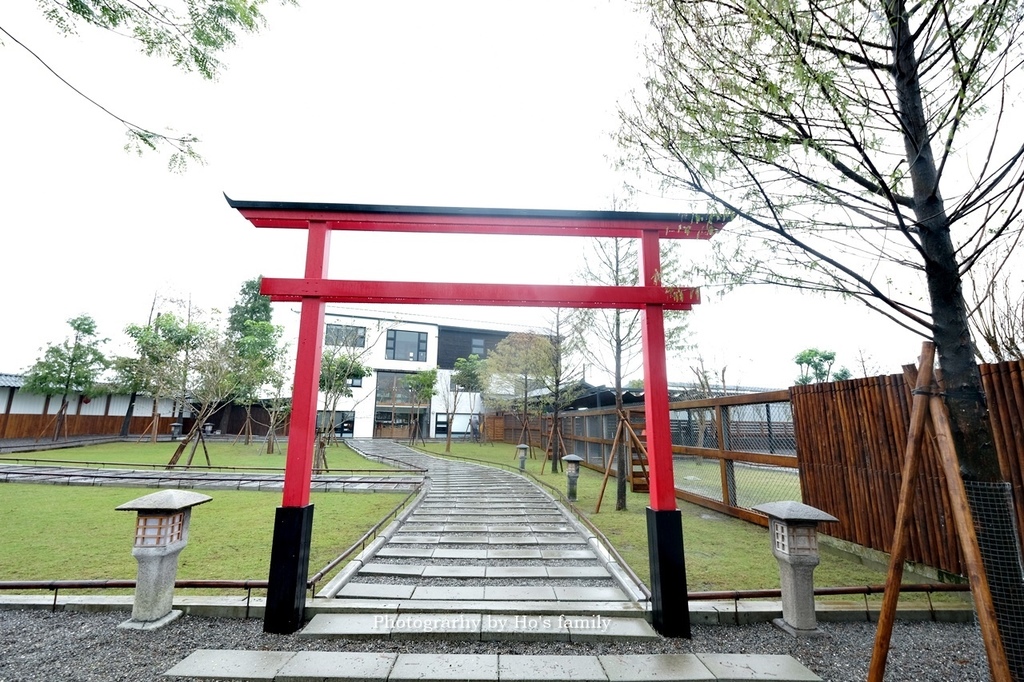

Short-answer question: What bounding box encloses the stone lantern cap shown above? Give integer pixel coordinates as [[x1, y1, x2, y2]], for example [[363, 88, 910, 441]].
[[116, 489, 212, 513], [561, 455, 583, 463], [752, 501, 837, 524]]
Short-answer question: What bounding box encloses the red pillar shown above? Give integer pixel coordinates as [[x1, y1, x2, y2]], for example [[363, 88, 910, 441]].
[[640, 229, 690, 637], [282, 221, 330, 507], [264, 221, 330, 633]]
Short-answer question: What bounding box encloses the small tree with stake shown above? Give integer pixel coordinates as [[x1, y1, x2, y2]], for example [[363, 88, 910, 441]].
[[23, 314, 108, 441]]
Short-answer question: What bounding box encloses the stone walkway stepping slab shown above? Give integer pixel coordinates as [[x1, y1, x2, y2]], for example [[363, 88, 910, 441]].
[[359, 564, 425, 577], [299, 613, 393, 639], [694, 654, 822, 681], [389, 653, 498, 682], [164, 649, 294, 680], [554, 586, 628, 601], [482, 586, 556, 601], [163, 651, 821, 681], [568, 617, 659, 642], [376, 547, 434, 558], [540, 549, 595, 559], [499, 654, 608, 681], [337, 583, 415, 599], [422, 566, 486, 578], [411, 585, 486, 600], [547, 566, 610, 578], [480, 614, 569, 641], [277, 652, 398, 682], [482, 548, 540, 559], [598, 654, 716, 681], [438, 535, 490, 544], [484, 566, 548, 579], [433, 549, 489, 559]]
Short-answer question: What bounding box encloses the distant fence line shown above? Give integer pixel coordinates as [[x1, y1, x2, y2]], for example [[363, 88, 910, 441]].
[[494, 360, 1024, 580]]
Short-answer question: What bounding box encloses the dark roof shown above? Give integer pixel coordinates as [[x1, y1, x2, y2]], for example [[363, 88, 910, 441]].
[[224, 195, 720, 224], [0, 373, 25, 388]]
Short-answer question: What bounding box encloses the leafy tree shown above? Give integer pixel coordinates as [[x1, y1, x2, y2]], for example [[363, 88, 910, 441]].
[[485, 332, 555, 454], [440, 354, 485, 453], [404, 369, 438, 445], [317, 347, 372, 468], [618, 0, 1024, 666], [4, 1, 293, 169], [226, 277, 283, 444], [22, 314, 108, 441], [166, 325, 244, 467], [793, 348, 851, 385], [120, 310, 200, 442]]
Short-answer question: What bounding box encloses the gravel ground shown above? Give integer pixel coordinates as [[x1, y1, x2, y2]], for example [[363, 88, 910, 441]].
[[0, 608, 989, 681]]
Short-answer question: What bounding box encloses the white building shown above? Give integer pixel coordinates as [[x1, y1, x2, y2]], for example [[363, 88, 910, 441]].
[[316, 312, 510, 440]]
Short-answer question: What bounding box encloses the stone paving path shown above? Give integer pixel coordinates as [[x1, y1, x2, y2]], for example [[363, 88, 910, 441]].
[[154, 439, 822, 680], [307, 439, 653, 643]]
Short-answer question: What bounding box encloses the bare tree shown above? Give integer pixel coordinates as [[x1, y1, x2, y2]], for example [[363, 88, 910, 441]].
[[618, 0, 1024, 667]]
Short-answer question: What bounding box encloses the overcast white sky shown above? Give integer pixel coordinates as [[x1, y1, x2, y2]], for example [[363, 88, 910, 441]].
[[0, 1, 922, 389]]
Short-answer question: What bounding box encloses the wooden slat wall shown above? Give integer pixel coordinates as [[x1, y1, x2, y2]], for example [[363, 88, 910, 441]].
[[793, 362, 1024, 577], [0, 414, 176, 440]]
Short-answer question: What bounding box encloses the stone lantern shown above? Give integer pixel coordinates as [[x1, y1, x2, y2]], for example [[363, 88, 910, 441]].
[[116, 489, 212, 630], [752, 500, 838, 637], [562, 454, 583, 502]]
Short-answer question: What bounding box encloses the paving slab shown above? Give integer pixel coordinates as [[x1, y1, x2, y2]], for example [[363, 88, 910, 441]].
[[498, 654, 608, 681], [276, 651, 398, 681], [546, 566, 610, 579], [360, 563, 425, 577], [554, 586, 628, 602], [388, 654, 498, 682], [433, 548, 489, 559], [482, 585, 556, 601], [337, 583, 416, 600], [376, 547, 435, 558], [487, 548, 542, 559], [484, 566, 548, 579], [163, 649, 294, 680], [300, 613, 394, 639], [480, 614, 570, 642], [568, 616, 659, 642], [411, 586, 486, 601], [541, 549, 596, 560], [694, 654, 822, 681], [423, 565, 487, 579], [389, 613, 484, 640], [598, 654, 715, 681]]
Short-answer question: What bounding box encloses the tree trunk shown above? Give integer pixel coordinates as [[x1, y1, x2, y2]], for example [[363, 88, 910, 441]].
[[891, 3, 1024, 674], [119, 391, 137, 438]]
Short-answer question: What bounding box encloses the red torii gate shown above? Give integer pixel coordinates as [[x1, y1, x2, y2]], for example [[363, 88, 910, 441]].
[[227, 197, 729, 635]]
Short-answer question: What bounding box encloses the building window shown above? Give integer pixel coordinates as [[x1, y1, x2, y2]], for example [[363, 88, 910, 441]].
[[325, 324, 366, 348], [347, 376, 362, 388], [471, 338, 485, 356], [386, 330, 428, 361]]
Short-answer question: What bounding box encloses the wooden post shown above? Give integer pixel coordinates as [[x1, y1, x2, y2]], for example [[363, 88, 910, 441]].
[[867, 342, 935, 681], [929, 391, 1012, 682]]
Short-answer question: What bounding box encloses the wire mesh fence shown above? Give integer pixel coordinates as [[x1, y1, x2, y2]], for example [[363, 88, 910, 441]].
[[556, 391, 798, 521], [669, 399, 800, 512]]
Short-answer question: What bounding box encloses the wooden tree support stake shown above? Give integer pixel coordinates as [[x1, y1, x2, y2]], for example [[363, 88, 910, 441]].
[[868, 342, 1011, 682]]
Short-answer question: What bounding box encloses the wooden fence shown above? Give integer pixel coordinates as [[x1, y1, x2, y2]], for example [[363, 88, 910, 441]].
[[490, 361, 1024, 579], [792, 361, 1024, 578]]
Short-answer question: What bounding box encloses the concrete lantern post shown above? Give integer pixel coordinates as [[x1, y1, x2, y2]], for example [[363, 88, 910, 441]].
[[562, 454, 583, 502], [517, 444, 528, 471], [116, 489, 212, 630], [752, 500, 838, 637]]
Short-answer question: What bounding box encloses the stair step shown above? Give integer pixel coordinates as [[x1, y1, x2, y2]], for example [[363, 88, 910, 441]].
[[300, 611, 658, 642], [165, 650, 822, 681]]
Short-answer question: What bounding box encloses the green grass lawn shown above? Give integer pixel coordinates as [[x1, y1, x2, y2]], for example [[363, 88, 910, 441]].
[[0, 483, 408, 591], [416, 441, 961, 605], [0, 440, 398, 473], [0, 441, 409, 593]]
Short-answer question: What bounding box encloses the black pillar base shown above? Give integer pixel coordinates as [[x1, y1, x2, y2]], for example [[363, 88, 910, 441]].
[[646, 507, 691, 638], [264, 504, 314, 634]]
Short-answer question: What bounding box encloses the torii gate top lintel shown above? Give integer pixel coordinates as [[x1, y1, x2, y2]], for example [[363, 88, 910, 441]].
[[225, 195, 729, 239]]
